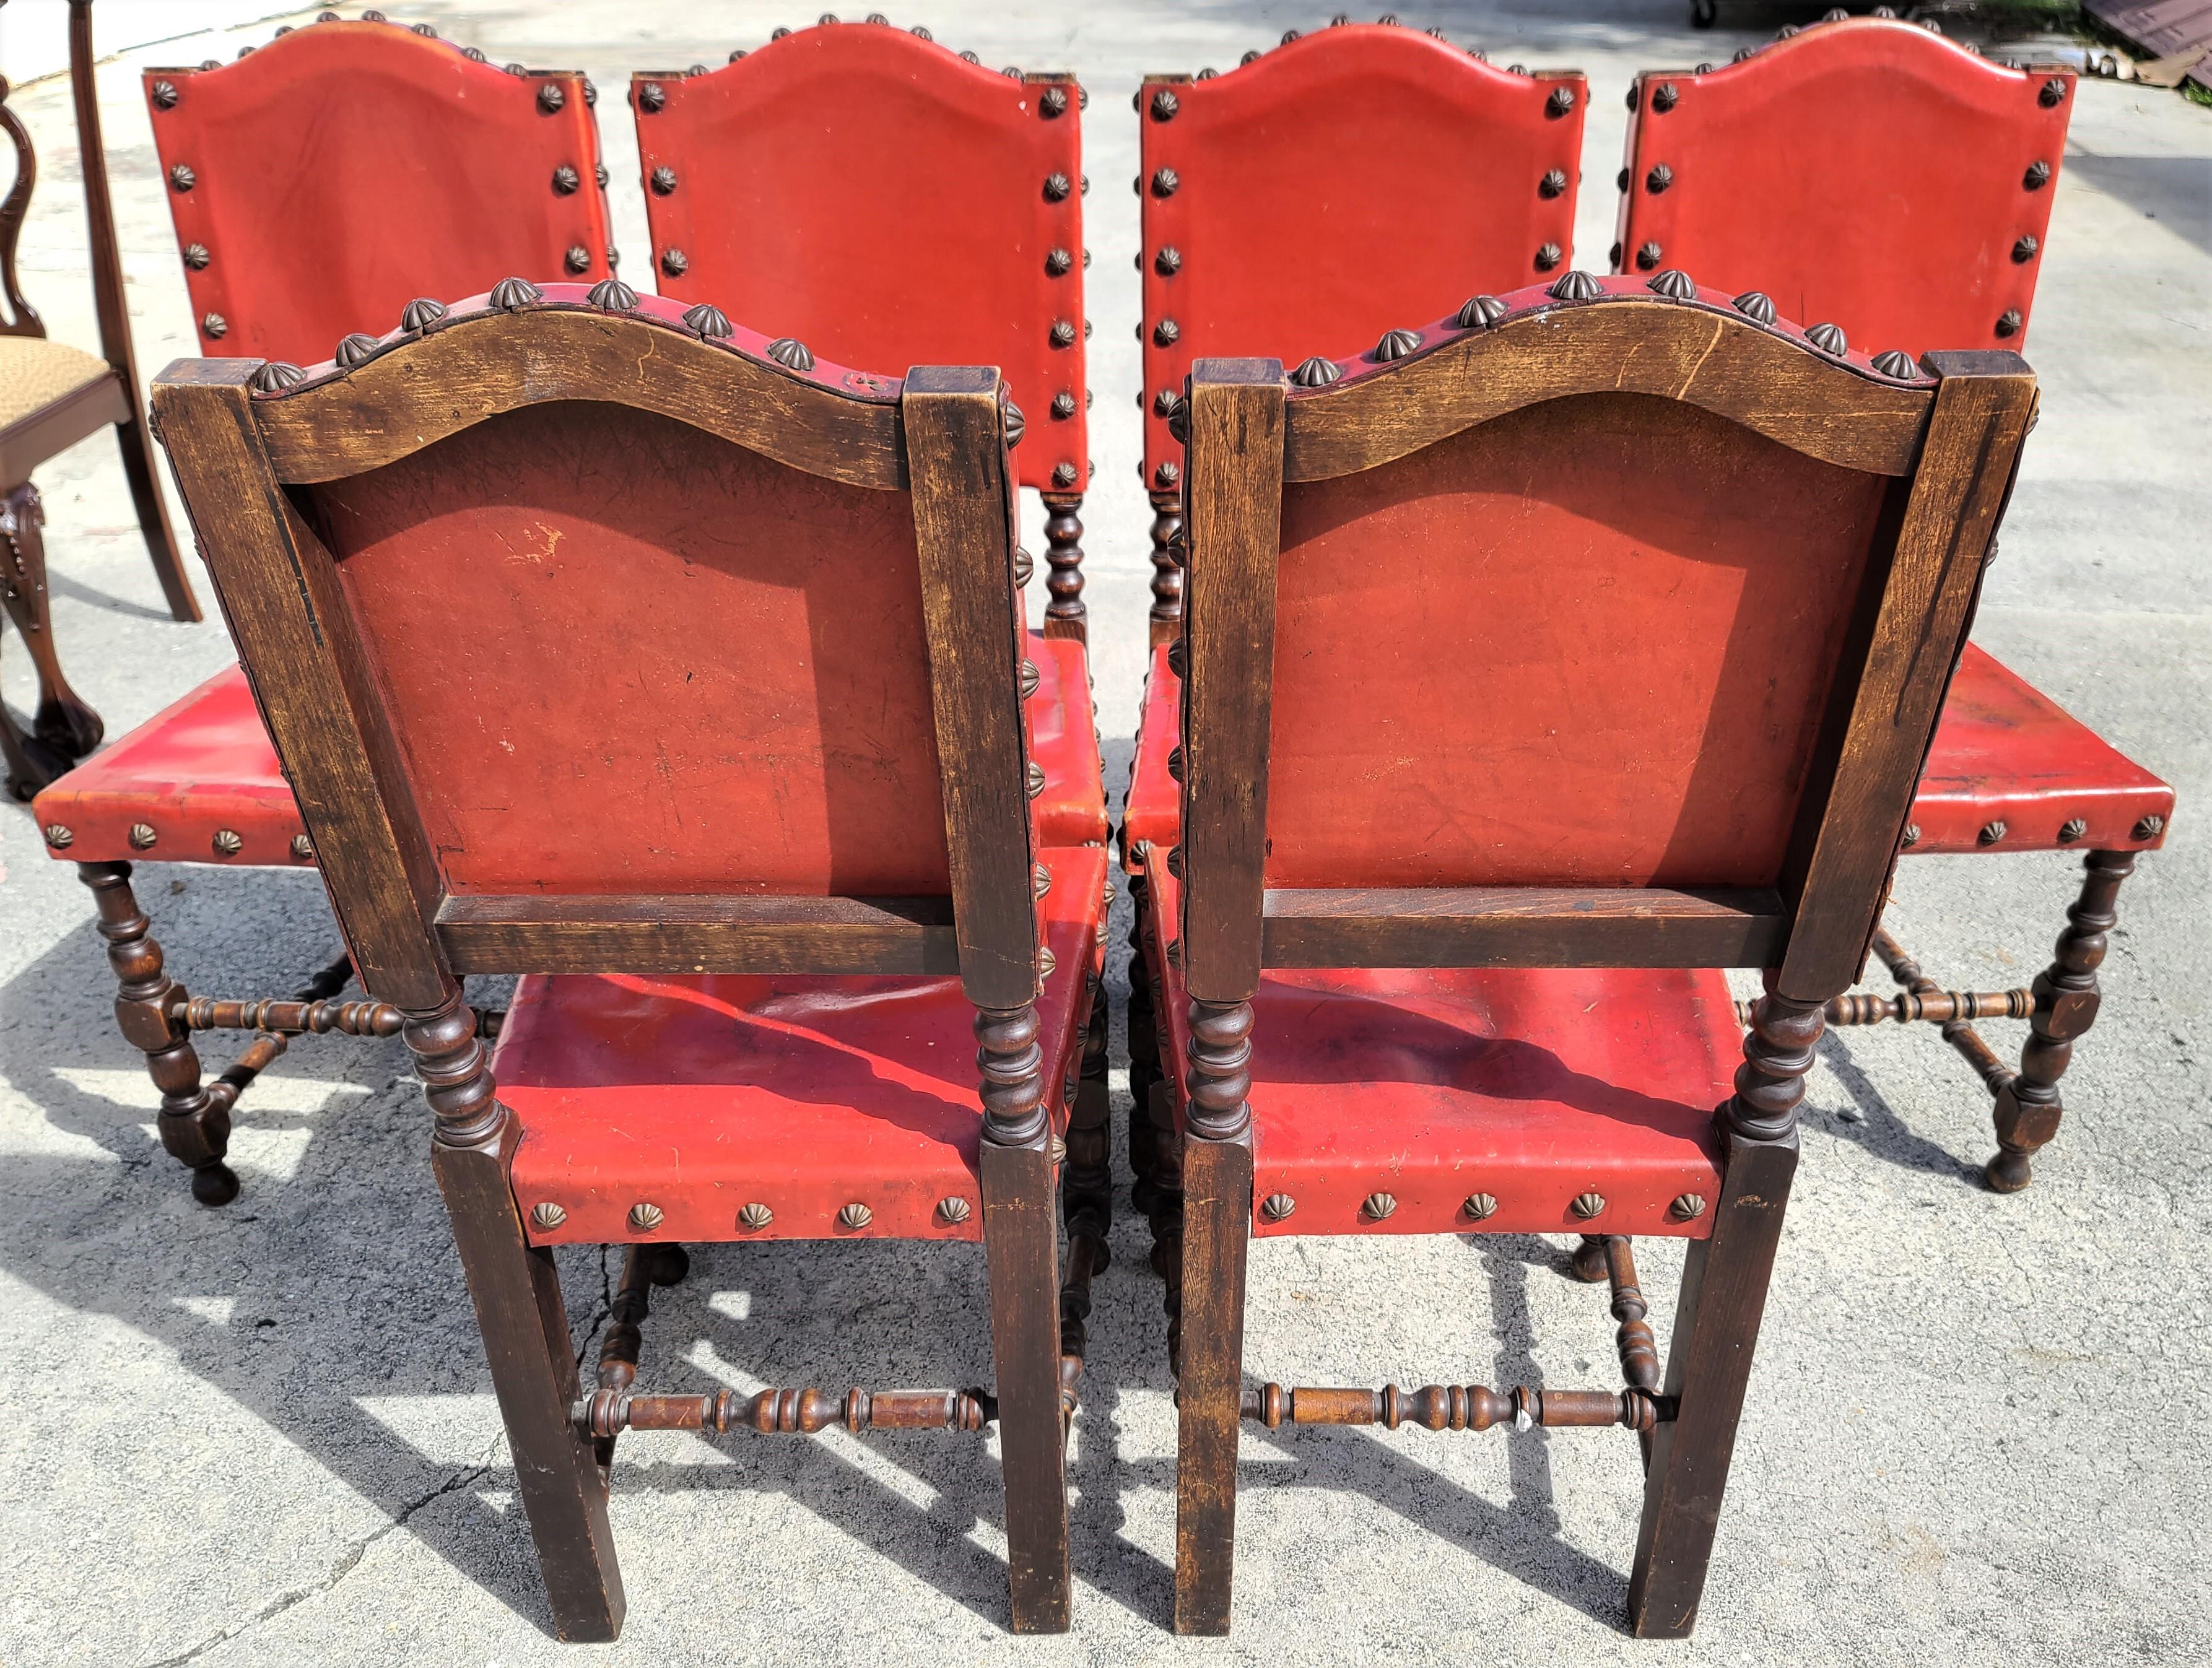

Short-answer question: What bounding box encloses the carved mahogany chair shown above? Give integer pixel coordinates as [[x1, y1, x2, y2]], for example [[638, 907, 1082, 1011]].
[[1614, 12, 2173, 1191], [627, 21, 1107, 853], [30, 12, 618, 1202], [1140, 277, 2034, 1635], [2, 2, 199, 799], [1125, 16, 1584, 1197], [147, 286, 1107, 1638]]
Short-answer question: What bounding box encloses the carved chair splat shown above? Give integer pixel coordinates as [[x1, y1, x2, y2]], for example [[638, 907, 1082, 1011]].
[[147, 293, 1105, 1638], [1140, 279, 2033, 1635]]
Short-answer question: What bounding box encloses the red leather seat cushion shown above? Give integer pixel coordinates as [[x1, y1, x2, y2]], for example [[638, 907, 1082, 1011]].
[[1142, 869, 1728, 1240], [1124, 641, 2173, 870], [501, 846, 1107, 1248], [30, 664, 308, 867], [35, 636, 1105, 866], [1907, 644, 2172, 854]]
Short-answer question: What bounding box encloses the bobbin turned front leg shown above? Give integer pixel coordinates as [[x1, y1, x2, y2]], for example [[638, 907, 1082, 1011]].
[[2, 483, 105, 760], [1988, 849, 2136, 1192], [77, 861, 237, 1205], [416, 991, 624, 1641], [1146, 490, 1184, 648], [1039, 492, 1087, 643]]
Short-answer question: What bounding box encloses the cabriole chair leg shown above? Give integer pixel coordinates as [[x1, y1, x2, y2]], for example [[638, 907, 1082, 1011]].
[[2, 482, 106, 760], [78, 859, 238, 1206], [412, 994, 625, 1642], [1629, 989, 1816, 1638], [1987, 848, 2135, 1192]]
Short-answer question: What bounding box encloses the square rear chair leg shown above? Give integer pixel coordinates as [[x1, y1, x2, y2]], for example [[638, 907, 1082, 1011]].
[[78, 861, 239, 1206]]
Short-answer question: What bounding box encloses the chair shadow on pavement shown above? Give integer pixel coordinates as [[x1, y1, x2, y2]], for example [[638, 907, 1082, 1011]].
[[1809, 1030, 1988, 1186]]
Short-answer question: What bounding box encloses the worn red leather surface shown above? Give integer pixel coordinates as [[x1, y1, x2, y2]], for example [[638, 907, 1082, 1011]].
[[145, 17, 613, 365], [1139, 28, 1583, 484], [501, 846, 1107, 1246], [1614, 16, 2072, 355], [1142, 868, 1726, 1240], [632, 22, 1086, 497]]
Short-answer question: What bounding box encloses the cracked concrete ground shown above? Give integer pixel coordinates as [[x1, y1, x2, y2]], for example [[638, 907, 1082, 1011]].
[[1, 2, 2207, 1664]]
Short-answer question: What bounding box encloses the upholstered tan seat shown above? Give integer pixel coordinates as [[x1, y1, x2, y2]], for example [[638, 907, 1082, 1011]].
[[0, 336, 111, 426]]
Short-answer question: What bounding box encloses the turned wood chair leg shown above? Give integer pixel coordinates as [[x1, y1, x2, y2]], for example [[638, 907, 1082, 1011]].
[[77, 861, 238, 1205], [411, 994, 625, 1642], [1039, 490, 1086, 643], [1570, 1232, 1611, 1283], [1988, 848, 2136, 1193], [1629, 988, 1815, 1638], [1173, 997, 1254, 1635], [1146, 489, 1183, 649], [977, 1004, 1073, 1633], [2, 482, 105, 760], [1126, 869, 1160, 1210]]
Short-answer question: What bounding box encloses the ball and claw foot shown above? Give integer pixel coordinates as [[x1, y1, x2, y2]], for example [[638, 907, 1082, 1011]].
[[191, 1160, 242, 1208]]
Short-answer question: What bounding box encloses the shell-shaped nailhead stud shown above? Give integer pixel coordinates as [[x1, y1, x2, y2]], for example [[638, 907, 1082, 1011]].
[[2039, 76, 2066, 107], [1260, 1194, 1296, 1222], [586, 278, 638, 312], [1545, 85, 1575, 116], [212, 829, 243, 856], [128, 823, 158, 850], [168, 163, 196, 192], [1291, 355, 1341, 388], [1033, 862, 1052, 898], [1051, 318, 1078, 347], [564, 246, 591, 274], [1670, 1192, 1708, 1222], [1004, 399, 1026, 446], [183, 243, 211, 269], [1570, 1191, 1606, 1220], [1165, 395, 1190, 443], [401, 297, 448, 332], [1051, 461, 1079, 488], [1996, 309, 2023, 338], [1805, 321, 1848, 355], [250, 361, 307, 394], [1901, 822, 1922, 848], [290, 833, 315, 861], [1463, 1193, 1499, 1220], [738, 1202, 773, 1230], [682, 302, 733, 338], [42, 824, 73, 849], [1646, 268, 1696, 300], [490, 276, 542, 311], [1534, 241, 1564, 271], [150, 80, 180, 110], [2024, 160, 2052, 190], [1165, 746, 1184, 783], [1647, 163, 1674, 193], [637, 80, 666, 111], [202, 313, 228, 339], [336, 332, 380, 368], [1651, 80, 1679, 112], [1050, 391, 1076, 419], [463, 46, 488, 62], [1027, 761, 1047, 798], [1154, 461, 1181, 489], [1975, 819, 2006, 846], [1362, 1192, 1398, 1222], [1152, 318, 1181, 347], [1371, 328, 1422, 361], [838, 1202, 873, 1230], [1538, 167, 1569, 199], [531, 1201, 568, 1230], [1548, 269, 1603, 302], [1634, 240, 1664, 271], [1014, 547, 1034, 585], [1037, 947, 1057, 981], [2135, 814, 2166, 841], [2058, 817, 2088, 843], [937, 1196, 972, 1225], [1872, 350, 1918, 379], [627, 1201, 664, 1231], [1733, 290, 1778, 326], [1046, 246, 1074, 276], [1044, 172, 1072, 201], [1455, 295, 1507, 331], [660, 246, 689, 277], [767, 337, 814, 371], [2013, 234, 2039, 263], [1021, 659, 1040, 698], [1164, 845, 1185, 878], [1040, 85, 1069, 118], [538, 82, 565, 113]]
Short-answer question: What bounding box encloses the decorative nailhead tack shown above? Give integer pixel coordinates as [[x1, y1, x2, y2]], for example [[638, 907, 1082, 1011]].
[[1570, 1190, 1606, 1219], [212, 829, 243, 856], [530, 1202, 567, 1230], [627, 1201, 664, 1231], [1464, 1192, 1498, 1220], [1362, 1191, 1398, 1221], [128, 823, 157, 850], [1261, 1194, 1296, 1222], [838, 1202, 873, 1230], [738, 1202, 773, 1229]]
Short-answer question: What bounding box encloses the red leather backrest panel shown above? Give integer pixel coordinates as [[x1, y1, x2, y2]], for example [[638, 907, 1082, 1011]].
[[145, 20, 612, 366], [1617, 19, 2071, 355], [1139, 29, 1583, 482], [1264, 391, 1890, 889], [308, 399, 948, 898], [634, 27, 1085, 497]]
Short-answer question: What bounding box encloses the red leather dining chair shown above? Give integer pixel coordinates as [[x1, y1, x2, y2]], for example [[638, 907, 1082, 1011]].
[[149, 285, 1107, 1638], [626, 17, 1107, 840], [1125, 16, 1585, 1215], [1613, 11, 2173, 1191], [1141, 274, 2032, 1635], [33, 15, 606, 1204]]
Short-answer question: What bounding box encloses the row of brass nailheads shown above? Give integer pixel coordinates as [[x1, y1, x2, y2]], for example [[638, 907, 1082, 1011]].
[[1892, 812, 2167, 849], [528, 1196, 974, 1233], [1258, 1189, 1709, 1223], [38, 823, 311, 859]]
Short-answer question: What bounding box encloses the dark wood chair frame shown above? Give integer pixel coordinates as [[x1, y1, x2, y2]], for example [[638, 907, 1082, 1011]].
[[1, 1, 199, 797], [1158, 290, 2034, 1636], [149, 298, 1082, 1638]]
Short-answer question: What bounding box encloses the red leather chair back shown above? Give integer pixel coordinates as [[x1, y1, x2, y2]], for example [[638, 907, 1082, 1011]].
[[1261, 292, 1904, 894], [1139, 26, 1584, 492], [1614, 17, 2073, 355], [144, 18, 613, 366], [295, 304, 948, 901], [632, 24, 1085, 498]]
